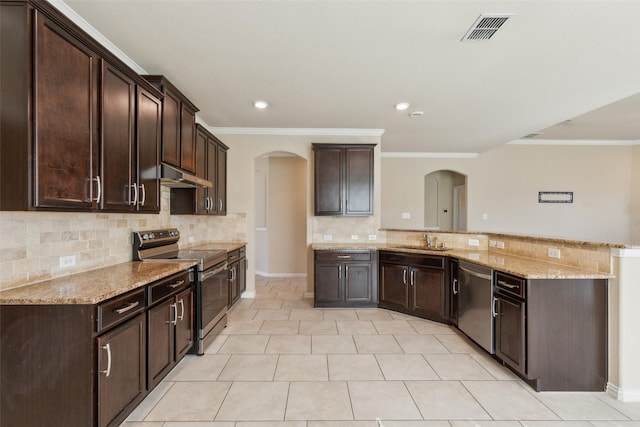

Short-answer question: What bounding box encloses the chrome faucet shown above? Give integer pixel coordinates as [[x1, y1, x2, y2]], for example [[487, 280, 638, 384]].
[[424, 234, 432, 248]]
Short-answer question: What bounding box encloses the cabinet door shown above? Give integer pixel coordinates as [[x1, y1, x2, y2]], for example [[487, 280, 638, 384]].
[[344, 146, 374, 215], [314, 147, 343, 215], [194, 128, 208, 214], [411, 267, 445, 321], [495, 294, 526, 375], [34, 13, 99, 209], [314, 262, 343, 305], [147, 298, 175, 389], [228, 262, 238, 306], [97, 313, 146, 427], [215, 143, 227, 215], [175, 288, 194, 360], [136, 87, 161, 212], [180, 106, 196, 173], [101, 62, 135, 211], [345, 263, 372, 303], [238, 257, 247, 296], [161, 89, 181, 168], [379, 263, 409, 310]]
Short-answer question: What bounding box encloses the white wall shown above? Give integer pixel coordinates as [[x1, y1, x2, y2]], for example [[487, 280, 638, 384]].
[[254, 157, 269, 273], [631, 145, 640, 244], [383, 144, 635, 244]]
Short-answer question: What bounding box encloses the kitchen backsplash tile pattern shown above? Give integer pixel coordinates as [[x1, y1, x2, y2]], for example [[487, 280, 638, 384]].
[[312, 216, 387, 243], [0, 188, 246, 291]]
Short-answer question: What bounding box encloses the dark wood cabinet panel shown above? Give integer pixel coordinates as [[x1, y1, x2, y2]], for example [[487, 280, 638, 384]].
[[180, 105, 197, 173], [194, 128, 209, 214], [411, 267, 445, 319], [228, 247, 247, 307], [101, 63, 135, 211], [147, 298, 175, 389], [136, 87, 161, 212], [175, 287, 194, 360], [494, 294, 526, 375], [216, 143, 228, 215], [97, 313, 146, 427], [160, 90, 182, 168], [379, 263, 409, 310], [315, 250, 376, 308], [34, 12, 100, 210], [313, 144, 375, 216]]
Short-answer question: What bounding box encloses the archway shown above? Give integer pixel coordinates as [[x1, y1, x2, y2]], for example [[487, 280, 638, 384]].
[[424, 170, 467, 231]]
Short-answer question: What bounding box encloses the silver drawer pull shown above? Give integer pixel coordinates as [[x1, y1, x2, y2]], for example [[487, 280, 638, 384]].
[[337, 255, 351, 259], [168, 280, 185, 289], [498, 280, 518, 289], [101, 343, 112, 377], [113, 301, 139, 314]]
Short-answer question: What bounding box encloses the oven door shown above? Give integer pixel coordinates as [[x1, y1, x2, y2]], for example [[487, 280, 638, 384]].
[[198, 262, 228, 343]]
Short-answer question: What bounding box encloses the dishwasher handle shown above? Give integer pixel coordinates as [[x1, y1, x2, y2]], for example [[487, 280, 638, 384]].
[[459, 265, 492, 281]]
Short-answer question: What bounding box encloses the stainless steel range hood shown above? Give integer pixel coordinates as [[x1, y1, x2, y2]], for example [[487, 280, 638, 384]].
[[160, 163, 212, 188]]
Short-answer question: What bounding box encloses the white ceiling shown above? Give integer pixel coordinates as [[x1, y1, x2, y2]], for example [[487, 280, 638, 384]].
[[62, 0, 640, 153]]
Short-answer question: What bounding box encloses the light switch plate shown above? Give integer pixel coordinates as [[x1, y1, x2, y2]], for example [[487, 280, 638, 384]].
[[468, 239, 480, 247], [323, 235, 332, 241]]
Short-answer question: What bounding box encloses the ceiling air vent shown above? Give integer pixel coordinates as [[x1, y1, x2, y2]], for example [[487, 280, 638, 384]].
[[462, 14, 514, 41]]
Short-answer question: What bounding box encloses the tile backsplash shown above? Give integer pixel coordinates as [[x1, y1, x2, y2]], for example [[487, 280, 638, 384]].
[[0, 188, 246, 291]]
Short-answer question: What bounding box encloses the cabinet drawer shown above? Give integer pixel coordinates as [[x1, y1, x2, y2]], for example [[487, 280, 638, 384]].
[[227, 249, 240, 263], [148, 270, 191, 306], [97, 288, 146, 333], [379, 251, 444, 269], [238, 246, 246, 258], [495, 271, 526, 299], [315, 251, 371, 262]]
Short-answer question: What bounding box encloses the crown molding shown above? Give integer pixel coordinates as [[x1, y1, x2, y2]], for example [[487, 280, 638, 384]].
[[509, 139, 640, 146], [206, 127, 385, 137], [381, 152, 479, 158]]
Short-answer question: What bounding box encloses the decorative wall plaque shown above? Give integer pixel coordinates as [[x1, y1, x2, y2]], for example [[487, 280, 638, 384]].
[[538, 191, 573, 203]]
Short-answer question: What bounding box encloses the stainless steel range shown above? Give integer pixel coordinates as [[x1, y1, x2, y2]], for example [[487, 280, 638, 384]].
[[133, 228, 228, 355]]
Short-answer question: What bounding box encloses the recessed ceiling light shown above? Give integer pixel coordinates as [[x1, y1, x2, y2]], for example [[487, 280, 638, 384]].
[[254, 100, 269, 109], [395, 102, 410, 111]]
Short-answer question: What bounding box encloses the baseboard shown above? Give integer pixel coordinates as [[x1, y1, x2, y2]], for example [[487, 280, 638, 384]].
[[240, 291, 255, 299], [255, 271, 307, 278], [607, 382, 640, 402]]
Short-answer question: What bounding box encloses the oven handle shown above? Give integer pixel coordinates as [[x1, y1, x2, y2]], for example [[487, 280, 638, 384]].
[[201, 262, 228, 280]]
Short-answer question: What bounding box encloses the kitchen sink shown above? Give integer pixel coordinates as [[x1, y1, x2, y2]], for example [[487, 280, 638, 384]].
[[393, 245, 452, 252]]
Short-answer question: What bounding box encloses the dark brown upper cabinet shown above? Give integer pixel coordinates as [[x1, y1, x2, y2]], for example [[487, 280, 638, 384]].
[[143, 76, 199, 174], [312, 144, 375, 216], [0, 1, 162, 213], [194, 125, 228, 215]]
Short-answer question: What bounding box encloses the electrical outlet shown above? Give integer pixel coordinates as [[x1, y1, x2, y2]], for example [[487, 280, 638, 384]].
[[59, 255, 76, 268], [489, 240, 496, 248], [482, 213, 488, 220], [323, 234, 332, 241], [401, 212, 411, 219], [468, 239, 480, 247], [496, 241, 505, 249], [548, 248, 561, 259], [368, 235, 377, 241], [351, 235, 359, 240], [188, 236, 195, 243]]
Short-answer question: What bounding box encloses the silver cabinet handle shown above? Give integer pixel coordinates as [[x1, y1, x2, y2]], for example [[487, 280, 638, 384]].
[[345, 265, 349, 280], [453, 278, 459, 295], [130, 183, 139, 205], [204, 196, 210, 210], [497, 280, 518, 289], [166, 303, 178, 325], [114, 301, 139, 314], [403, 268, 407, 285], [168, 279, 185, 289], [94, 176, 102, 203], [337, 255, 351, 259], [492, 297, 498, 318], [177, 299, 185, 321], [338, 265, 342, 279], [101, 343, 112, 377], [410, 270, 415, 286], [139, 184, 146, 206], [219, 198, 222, 211]]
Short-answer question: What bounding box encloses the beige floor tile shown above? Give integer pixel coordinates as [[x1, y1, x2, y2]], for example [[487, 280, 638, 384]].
[[375, 354, 439, 380], [424, 354, 494, 380], [469, 353, 520, 380], [163, 423, 235, 427], [348, 381, 422, 420], [394, 334, 450, 353], [285, 381, 354, 420], [274, 354, 329, 381], [254, 308, 292, 320], [328, 354, 384, 380], [217, 354, 278, 380], [232, 299, 254, 309], [388, 311, 419, 320], [220, 320, 263, 335], [379, 422, 451, 427], [289, 308, 324, 320], [312, 335, 357, 354], [120, 422, 164, 427], [405, 380, 491, 420], [165, 354, 230, 381], [145, 381, 231, 421], [408, 319, 458, 334], [215, 382, 289, 421], [534, 392, 628, 420], [251, 299, 284, 309], [277, 291, 305, 301], [125, 380, 173, 421], [259, 320, 300, 334], [308, 422, 377, 427], [520, 422, 595, 427], [594, 394, 640, 420], [353, 335, 403, 353], [300, 320, 337, 335], [337, 320, 378, 334], [235, 422, 306, 427], [227, 308, 258, 321], [204, 334, 229, 354], [590, 422, 640, 426], [450, 422, 523, 427], [355, 309, 395, 320], [218, 335, 269, 354], [462, 380, 559, 420], [436, 334, 482, 353], [321, 309, 358, 320], [265, 335, 311, 354], [373, 320, 417, 334], [282, 299, 315, 309]]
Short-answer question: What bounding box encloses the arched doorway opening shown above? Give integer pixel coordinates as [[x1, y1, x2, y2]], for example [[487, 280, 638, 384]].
[[424, 170, 467, 231]]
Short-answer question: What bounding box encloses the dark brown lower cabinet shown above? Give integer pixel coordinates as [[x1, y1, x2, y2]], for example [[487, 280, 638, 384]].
[[228, 246, 247, 307], [494, 292, 526, 374], [314, 250, 377, 308]]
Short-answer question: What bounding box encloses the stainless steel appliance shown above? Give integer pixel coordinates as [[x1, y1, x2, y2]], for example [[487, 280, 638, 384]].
[[132, 228, 228, 355], [457, 260, 494, 354]]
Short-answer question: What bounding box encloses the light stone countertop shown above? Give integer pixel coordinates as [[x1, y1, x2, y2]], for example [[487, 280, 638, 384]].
[[312, 243, 612, 279], [0, 261, 197, 305], [189, 242, 246, 252]]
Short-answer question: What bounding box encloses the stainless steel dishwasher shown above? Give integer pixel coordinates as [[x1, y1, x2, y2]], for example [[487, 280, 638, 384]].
[[457, 260, 494, 354]]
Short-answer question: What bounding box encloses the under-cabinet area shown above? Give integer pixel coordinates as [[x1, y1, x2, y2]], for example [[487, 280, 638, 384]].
[[313, 245, 609, 392]]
